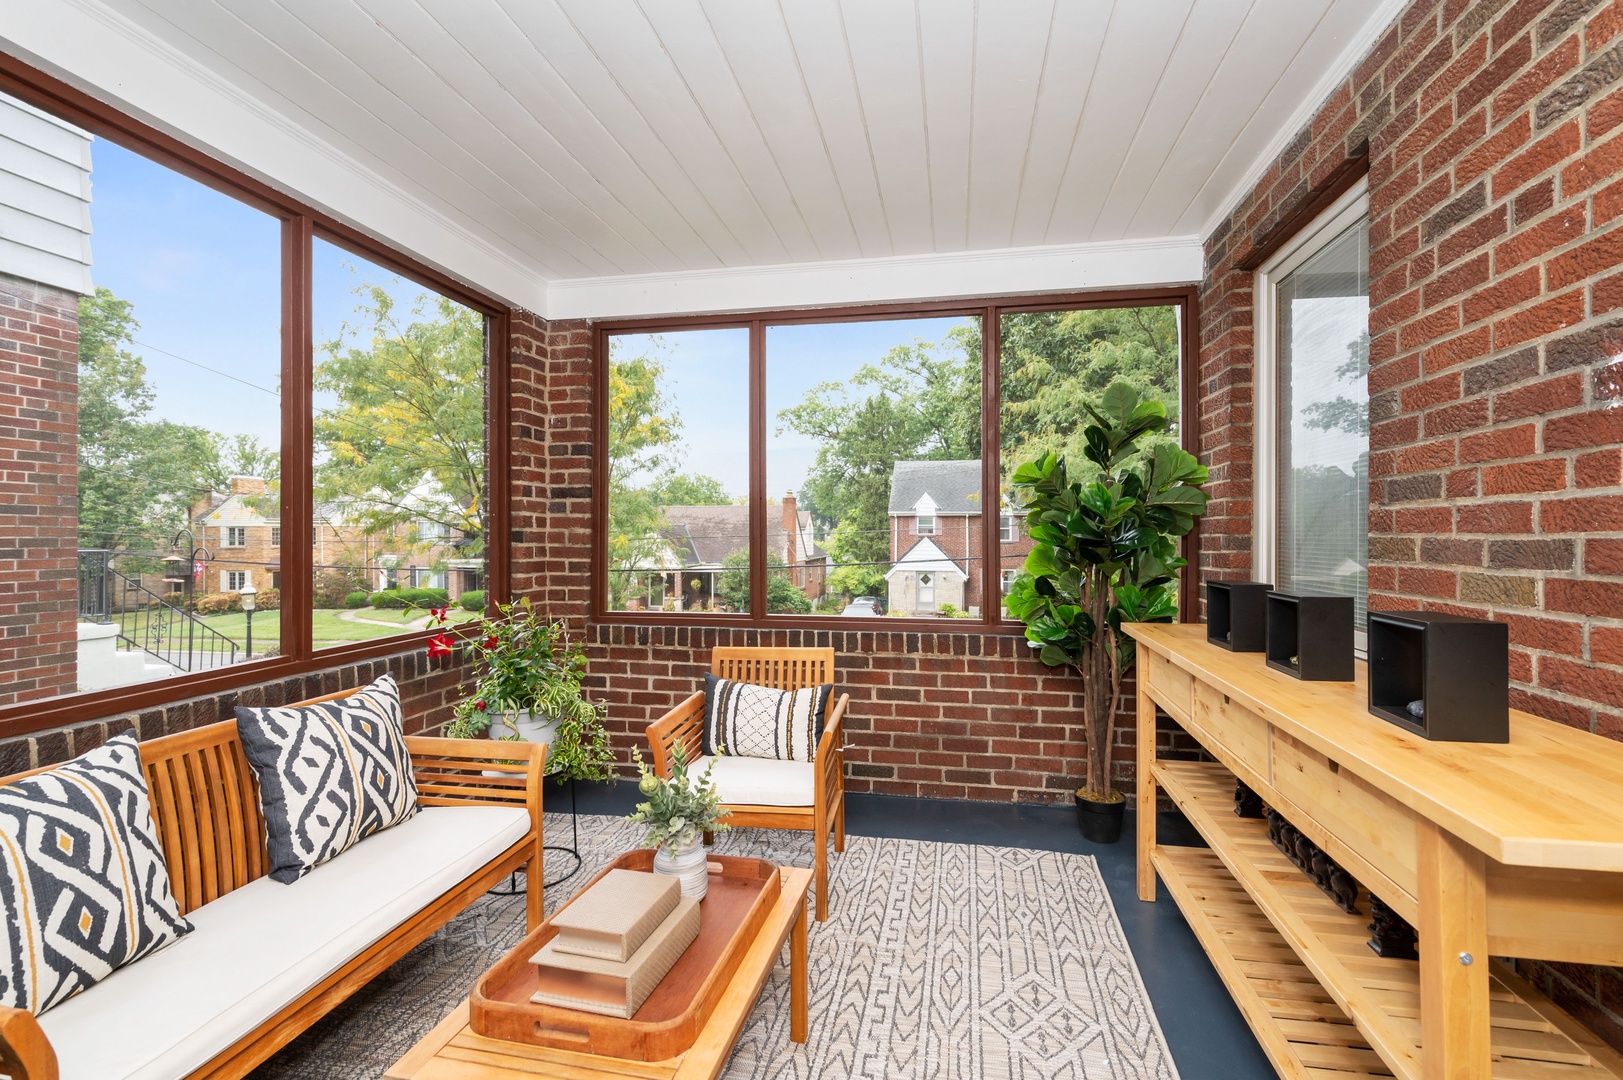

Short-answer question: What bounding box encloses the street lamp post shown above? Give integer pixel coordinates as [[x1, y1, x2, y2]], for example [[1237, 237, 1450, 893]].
[[167, 528, 211, 671], [240, 582, 257, 659]]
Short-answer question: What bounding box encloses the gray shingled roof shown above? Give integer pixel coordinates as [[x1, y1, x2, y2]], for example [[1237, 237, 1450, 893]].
[[659, 505, 824, 567], [888, 459, 983, 515]]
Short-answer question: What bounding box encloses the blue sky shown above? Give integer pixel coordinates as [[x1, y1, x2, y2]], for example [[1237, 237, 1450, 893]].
[[86, 137, 453, 451], [86, 135, 973, 497]]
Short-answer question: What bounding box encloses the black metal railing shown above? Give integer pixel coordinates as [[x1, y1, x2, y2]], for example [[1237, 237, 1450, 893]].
[[76, 550, 240, 673]]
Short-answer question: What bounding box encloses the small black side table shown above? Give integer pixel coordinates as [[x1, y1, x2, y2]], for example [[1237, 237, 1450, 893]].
[[489, 774, 583, 895]]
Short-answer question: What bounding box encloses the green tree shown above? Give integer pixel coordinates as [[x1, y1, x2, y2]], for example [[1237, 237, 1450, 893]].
[[76, 286, 225, 554], [714, 549, 810, 614], [605, 337, 683, 607], [645, 472, 733, 506], [314, 285, 486, 557]]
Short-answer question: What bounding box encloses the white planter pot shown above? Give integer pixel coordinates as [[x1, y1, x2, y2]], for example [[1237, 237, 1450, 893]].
[[652, 836, 709, 900], [483, 710, 560, 777]]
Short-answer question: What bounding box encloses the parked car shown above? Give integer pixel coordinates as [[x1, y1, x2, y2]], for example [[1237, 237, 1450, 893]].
[[840, 598, 881, 617]]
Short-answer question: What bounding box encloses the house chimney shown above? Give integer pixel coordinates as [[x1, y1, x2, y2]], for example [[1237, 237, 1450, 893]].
[[229, 476, 266, 496], [783, 491, 798, 572]]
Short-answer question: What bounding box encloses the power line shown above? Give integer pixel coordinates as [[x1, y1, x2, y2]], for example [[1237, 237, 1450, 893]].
[[130, 338, 280, 397]]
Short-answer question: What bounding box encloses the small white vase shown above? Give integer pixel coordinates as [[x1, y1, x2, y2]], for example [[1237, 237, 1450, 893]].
[[652, 836, 709, 900], [483, 710, 559, 776]]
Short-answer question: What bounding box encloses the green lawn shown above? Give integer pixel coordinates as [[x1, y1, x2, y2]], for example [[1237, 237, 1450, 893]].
[[353, 606, 480, 627], [101, 605, 477, 654]]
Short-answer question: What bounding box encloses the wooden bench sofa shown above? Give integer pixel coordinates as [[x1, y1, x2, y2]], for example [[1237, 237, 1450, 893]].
[[0, 687, 546, 1080]]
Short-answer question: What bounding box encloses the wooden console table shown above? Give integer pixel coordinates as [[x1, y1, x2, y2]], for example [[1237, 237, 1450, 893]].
[[1127, 622, 1623, 1080]]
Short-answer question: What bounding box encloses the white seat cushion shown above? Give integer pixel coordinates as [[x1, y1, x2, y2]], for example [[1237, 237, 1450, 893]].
[[693, 754, 814, 807], [39, 805, 529, 1080]]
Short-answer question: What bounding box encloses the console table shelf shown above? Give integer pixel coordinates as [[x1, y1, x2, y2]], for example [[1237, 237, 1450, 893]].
[[1154, 759, 1621, 1080], [1126, 622, 1623, 1080]]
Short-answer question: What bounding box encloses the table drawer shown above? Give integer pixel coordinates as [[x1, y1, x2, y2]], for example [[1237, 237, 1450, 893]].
[[1143, 651, 1193, 722], [1190, 681, 1270, 784]]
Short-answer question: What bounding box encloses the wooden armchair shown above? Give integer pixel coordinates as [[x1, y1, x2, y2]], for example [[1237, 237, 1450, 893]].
[[646, 647, 849, 922]]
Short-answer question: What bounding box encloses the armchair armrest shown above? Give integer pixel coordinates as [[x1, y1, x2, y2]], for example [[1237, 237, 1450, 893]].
[[813, 694, 849, 817], [0, 1006, 57, 1080], [647, 691, 706, 778]]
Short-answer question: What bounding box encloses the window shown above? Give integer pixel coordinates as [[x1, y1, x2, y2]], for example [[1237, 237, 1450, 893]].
[[0, 78, 504, 727], [598, 296, 1188, 625], [1255, 182, 1370, 645], [604, 328, 750, 614], [1001, 569, 1019, 593], [311, 239, 487, 648]]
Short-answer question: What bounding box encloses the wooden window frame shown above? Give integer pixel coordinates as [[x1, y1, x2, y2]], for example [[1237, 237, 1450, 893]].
[[592, 286, 1200, 634], [0, 54, 512, 739]]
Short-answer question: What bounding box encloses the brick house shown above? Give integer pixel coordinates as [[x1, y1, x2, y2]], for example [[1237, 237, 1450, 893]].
[[630, 494, 827, 611], [886, 459, 1034, 616]]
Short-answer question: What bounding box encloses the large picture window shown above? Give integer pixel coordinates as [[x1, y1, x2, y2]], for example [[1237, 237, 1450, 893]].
[[1255, 182, 1370, 643], [597, 295, 1191, 626], [0, 82, 503, 727]]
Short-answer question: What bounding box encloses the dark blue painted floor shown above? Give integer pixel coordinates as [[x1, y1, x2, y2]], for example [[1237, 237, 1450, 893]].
[[569, 779, 1272, 1079]]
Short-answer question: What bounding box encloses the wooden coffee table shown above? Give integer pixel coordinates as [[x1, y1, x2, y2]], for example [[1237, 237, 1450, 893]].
[[386, 866, 812, 1080]]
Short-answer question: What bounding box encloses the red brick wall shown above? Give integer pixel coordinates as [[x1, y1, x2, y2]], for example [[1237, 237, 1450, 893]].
[[0, 273, 78, 706], [1200, 0, 1623, 1050]]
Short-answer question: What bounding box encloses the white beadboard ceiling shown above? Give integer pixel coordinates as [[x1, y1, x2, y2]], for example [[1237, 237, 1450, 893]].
[[2, 0, 1399, 317]]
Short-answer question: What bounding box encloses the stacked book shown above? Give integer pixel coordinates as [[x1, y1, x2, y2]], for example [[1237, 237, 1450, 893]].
[[530, 869, 701, 1019]]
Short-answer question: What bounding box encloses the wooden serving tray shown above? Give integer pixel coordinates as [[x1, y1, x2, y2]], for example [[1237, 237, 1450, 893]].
[[469, 850, 781, 1061]]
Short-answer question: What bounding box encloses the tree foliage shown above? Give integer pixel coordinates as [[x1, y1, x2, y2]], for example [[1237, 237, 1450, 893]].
[[314, 285, 485, 557], [713, 549, 811, 614], [77, 286, 240, 554]]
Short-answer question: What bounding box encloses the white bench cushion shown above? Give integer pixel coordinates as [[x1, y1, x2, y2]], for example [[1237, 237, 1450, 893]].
[[693, 755, 814, 807], [39, 804, 529, 1080]]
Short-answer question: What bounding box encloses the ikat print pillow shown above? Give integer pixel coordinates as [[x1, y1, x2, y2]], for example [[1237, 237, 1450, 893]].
[[702, 675, 833, 763], [236, 674, 418, 883], [0, 731, 193, 1015]]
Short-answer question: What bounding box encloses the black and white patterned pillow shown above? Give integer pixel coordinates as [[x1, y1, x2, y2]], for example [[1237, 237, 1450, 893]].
[[703, 675, 833, 763], [236, 674, 418, 883], [0, 731, 193, 1014]]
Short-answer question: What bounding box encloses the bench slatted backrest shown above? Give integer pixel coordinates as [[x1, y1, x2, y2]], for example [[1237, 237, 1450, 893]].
[[712, 647, 834, 695]]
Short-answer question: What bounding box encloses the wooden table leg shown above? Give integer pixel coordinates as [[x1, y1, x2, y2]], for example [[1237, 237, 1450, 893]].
[[790, 889, 808, 1043], [1417, 820, 1489, 1080], [1136, 675, 1157, 902]]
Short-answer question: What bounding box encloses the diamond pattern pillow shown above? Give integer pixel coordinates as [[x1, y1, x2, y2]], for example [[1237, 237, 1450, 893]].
[[236, 674, 419, 883], [0, 731, 193, 1014], [702, 674, 833, 763]]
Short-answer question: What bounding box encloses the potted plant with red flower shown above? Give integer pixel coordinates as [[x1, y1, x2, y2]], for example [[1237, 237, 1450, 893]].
[[430, 598, 613, 781]]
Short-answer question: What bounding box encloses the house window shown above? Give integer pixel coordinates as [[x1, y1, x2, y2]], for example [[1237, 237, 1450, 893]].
[[600, 297, 1186, 625], [1254, 180, 1370, 646], [1001, 569, 1018, 593], [416, 519, 448, 542], [0, 80, 503, 724]]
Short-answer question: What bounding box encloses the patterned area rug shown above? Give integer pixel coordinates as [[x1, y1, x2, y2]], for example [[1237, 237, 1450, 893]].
[[253, 814, 1179, 1079]]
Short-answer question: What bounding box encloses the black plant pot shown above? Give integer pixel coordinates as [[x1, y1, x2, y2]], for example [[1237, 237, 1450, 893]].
[[1075, 791, 1126, 844]]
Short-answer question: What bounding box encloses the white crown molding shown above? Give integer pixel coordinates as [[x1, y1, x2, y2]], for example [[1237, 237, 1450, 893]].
[[544, 236, 1204, 321], [1198, 0, 1409, 244], [1, 0, 546, 311]]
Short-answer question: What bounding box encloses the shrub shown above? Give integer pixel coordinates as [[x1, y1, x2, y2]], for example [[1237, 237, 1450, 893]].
[[369, 590, 408, 609], [254, 588, 281, 611], [313, 567, 367, 609], [458, 590, 485, 612], [195, 592, 240, 615], [344, 590, 369, 609], [400, 587, 449, 606]]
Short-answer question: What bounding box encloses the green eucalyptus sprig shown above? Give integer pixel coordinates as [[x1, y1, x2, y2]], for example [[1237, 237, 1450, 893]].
[[626, 744, 730, 852]]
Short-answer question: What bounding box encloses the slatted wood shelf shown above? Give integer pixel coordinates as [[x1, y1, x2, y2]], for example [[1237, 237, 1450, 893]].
[[1154, 759, 1623, 1080]]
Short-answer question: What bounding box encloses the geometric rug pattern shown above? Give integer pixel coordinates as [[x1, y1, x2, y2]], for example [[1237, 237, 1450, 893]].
[[252, 813, 1179, 1079]]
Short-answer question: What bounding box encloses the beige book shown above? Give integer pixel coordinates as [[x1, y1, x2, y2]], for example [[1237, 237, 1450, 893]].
[[548, 869, 680, 963], [529, 895, 701, 1019]]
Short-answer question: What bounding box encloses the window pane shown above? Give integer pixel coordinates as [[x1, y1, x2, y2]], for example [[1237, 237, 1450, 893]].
[[1277, 219, 1370, 629], [768, 317, 981, 618], [0, 91, 282, 703], [311, 240, 487, 646], [605, 328, 750, 613], [999, 307, 1183, 617]]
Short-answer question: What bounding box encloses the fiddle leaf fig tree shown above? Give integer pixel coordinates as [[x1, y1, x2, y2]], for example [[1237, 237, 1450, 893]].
[[1005, 382, 1209, 804]]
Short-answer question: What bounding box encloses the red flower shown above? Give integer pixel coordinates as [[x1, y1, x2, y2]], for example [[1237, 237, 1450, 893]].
[[429, 606, 448, 623], [426, 633, 454, 659], [483, 635, 499, 650], [474, 700, 487, 711]]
